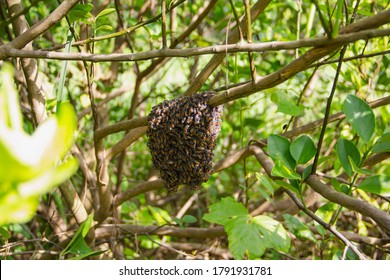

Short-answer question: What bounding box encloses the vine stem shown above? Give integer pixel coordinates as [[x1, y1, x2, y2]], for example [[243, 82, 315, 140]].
[[311, 45, 347, 174]]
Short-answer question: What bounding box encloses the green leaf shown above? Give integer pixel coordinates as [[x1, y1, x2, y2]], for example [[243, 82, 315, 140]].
[[68, 4, 94, 24], [252, 215, 291, 253], [256, 174, 278, 202], [290, 135, 317, 164], [95, 25, 114, 35], [331, 178, 349, 194], [203, 197, 248, 225], [267, 134, 296, 170], [271, 160, 301, 180], [18, 157, 79, 197], [314, 202, 338, 235], [275, 180, 300, 195], [173, 217, 184, 227], [332, 0, 343, 38], [181, 215, 197, 224], [96, 8, 116, 18], [0, 63, 22, 131], [302, 164, 312, 180], [358, 175, 390, 196], [69, 250, 106, 260], [343, 94, 375, 143], [0, 226, 11, 240], [270, 91, 304, 116], [349, 156, 372, 175], [256, 173, 277, 194], [372, 132, 390, 153], [203, 198, 290, 259], [224, 215, 266, 259], [147, 206, 172, 225], [283, 214, 317, 243], [0, 66, 78, 227], [95, 8, 115, 35], [336, 138, 361, 177], [60, 214, 99, 259]]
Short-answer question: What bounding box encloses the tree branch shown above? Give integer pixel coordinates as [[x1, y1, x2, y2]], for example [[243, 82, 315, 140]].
[[6, 0, 47, 125], [184, 0, 272, 96], [249, 145, 390, 235], [208, 8, 390, 106], [9, 25, 390, 62], [96, 224, 225, 239], [0, 0, 79, 60]]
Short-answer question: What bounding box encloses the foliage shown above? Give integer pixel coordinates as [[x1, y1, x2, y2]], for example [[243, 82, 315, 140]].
[[203, 197, 290, 259], [0, 64, 78, 227], [0, 0, 389, 260]]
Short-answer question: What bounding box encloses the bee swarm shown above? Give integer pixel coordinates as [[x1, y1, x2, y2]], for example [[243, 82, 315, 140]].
[[146, 91, 222, 192]]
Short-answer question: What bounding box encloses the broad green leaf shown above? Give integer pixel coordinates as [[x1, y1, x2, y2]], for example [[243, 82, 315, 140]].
[[372, 132, 390, 153], [270, 91, 304, 116], [244, 117, 262, 128], [0, 227, 11, 240], [136, 207, 157, 225], [290, 135, 317, 164], [256, 173, 277, 194], [331, 178, 349, 194], [203, 197, 248, 225], [314, 202, 338, 235], [224, 215, 266, 259], [275, 180, 300, 195], [18, 157, 78, 197], [343, 94, 375, 143], [96, 8, 116, 18], [267, 134, 296, 170], [256, 185, 273, 203], [302, 164, 312, 180], [0, 191, 39, 226], [336, 138, 361, 177], [181, 215, 197, 224], [0, 63, 22, 130], [0, 66, 78, 227], [0, 102, 77, 183], [283, 214, 317, 243], [68, 4, 93, 24], [252, 215, 291, 253], [61, 214, 97, 259], [349, 156, 372, 175], [95, 25, 114, 35], [203, 198, 291, 259], [147, 206, 172, 225], [358, 175, 390, 196], [173, 217, 184, 227], [271, 160, 301, 180], [256, 174, 278, 202]]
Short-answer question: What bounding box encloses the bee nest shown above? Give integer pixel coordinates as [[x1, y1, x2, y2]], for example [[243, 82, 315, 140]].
[[146, 91, 222, 192]]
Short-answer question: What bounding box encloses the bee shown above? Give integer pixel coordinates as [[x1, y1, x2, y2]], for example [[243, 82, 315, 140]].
[[146, 91, 222, 192]]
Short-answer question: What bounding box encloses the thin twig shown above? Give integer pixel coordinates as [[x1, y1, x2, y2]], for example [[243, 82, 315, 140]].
[[311, 0, 332, 38], [228, 0, 244, 42], [283, 188, 368, 260], [42, 0, 187, 51], [7, 27, 390, 63], [0, 0, 80, 60], [161, 0, 167, 48], [243, 0, 257, 81], [311, 45, 347, 174]]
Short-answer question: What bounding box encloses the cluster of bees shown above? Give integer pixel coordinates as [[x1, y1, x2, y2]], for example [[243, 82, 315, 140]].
[[147, 91, 222, 192]]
